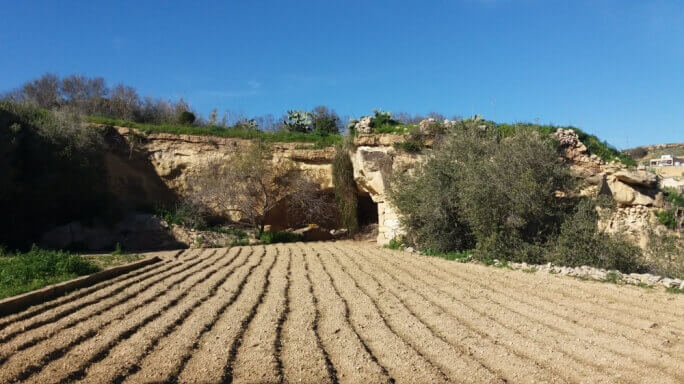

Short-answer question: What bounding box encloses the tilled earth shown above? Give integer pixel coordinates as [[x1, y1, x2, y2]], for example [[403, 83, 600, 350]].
[[0, 242, 682, 383]]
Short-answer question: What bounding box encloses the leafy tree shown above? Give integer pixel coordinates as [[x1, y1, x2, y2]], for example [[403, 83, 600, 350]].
[[311, 105, 340, 134]]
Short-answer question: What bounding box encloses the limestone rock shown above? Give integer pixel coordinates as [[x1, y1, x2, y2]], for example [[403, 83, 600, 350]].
[[614, 170, 657, 187], [606, 177, 654, 206], [355, 116, 373, 134]]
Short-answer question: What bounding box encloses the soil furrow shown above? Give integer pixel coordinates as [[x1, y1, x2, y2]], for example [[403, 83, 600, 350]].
[[361, 244, 677, 383], [90, 248, 255, 384], [308, 245, 398, 384], [351, 244, 581, 383], [273, 246, 291, 384], [175, 246, 273, 384], [0, 249, 225, 384], [282, 244, 337, 384], [369, 246, 684, 378], [220, 246, 280, 384], [0, 256, 176, 331], [332, 244, 506, 384], [301, 244, 391, 384], [0, 253, 213, 361], [228, 246, 289, 383], [391, 247, 684, 339], [0, 242, 679, 383], [0, 257, 182, 343], [320, 244, 450, 383], [405, 247, 684, 321]]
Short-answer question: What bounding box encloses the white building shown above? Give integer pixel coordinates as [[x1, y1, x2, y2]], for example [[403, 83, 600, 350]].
[[650, 154, 679, 167]]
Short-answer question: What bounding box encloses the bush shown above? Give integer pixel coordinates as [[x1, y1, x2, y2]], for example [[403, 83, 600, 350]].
[[332, 142, 358, 235], [259, 231, 302, 244], [655, 210, 677, 229], [311, 106, 341, 134], [0, 246, 100, 299], [157, 200, 209, 229], [0, 101, 113, 249], [391, 120, 573, 260], [386, 237, 404, 250], [177, 110, 196, 125], [663, 188, 684, 207], [550, 199, 643, 272]]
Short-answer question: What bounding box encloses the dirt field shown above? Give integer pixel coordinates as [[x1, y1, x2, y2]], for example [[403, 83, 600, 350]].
[[0, 242, 682, 383]]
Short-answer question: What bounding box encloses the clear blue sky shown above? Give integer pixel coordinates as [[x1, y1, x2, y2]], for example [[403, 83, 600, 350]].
[[1, 0, 682, 147]]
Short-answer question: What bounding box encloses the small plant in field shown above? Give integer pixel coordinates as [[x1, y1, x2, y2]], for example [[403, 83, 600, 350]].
[[666, 286, 684, 294], [655, 210, 677, 229], [259, 231, 302, 244], [604, 271, 622, 284], [522, 268, 537, 273], [386, 237, 404, 250], [111, 242, 123, 256]]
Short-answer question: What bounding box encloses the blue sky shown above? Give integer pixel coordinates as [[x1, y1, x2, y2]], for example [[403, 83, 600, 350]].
[[1, 0, 682, 147]]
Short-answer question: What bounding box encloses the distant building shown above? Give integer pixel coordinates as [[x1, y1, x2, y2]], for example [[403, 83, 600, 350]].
[[650, 154, 681, 167]]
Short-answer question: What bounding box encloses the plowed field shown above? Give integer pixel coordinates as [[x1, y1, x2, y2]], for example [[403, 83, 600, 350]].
[[0, 242, 682, 383]]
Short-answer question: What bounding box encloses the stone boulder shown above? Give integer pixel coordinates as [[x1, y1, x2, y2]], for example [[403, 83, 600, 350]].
[[606, 177, 654, 206], [614, 170, 657, 188], [354, 116, 373, 134]]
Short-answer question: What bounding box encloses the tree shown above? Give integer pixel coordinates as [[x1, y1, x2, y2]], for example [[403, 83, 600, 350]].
[[60, 74, 108, 114], [190, 142, 330, 235], [20, 73, 62, 109], [311, 105, 340, 134], [108, 84, 141, 120], [390, 119, 574, 260]]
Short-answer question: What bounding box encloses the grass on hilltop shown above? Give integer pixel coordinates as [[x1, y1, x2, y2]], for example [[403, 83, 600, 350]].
[[87, 116, 342, 147]]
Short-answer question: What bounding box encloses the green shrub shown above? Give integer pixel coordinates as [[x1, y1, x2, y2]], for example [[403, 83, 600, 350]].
[[311, 105, 340, 134], [394, 139, 423, 152], [1, 101, 113, 249], [332, 142, 358, 235], [550, 199, 643, 272], [259, 231, 302, 244], [663, 188, 684, 207], [156, 200, 209, 229], [391, 121, 573, 260], [386, 237, 404, 250], [655, 210, 677, 229], [645, 231, 683, 279], [86, 116, 342, 147], [0, 246, 100, 299], [177, 110, 196, 125], [283, 110, 313, 133]]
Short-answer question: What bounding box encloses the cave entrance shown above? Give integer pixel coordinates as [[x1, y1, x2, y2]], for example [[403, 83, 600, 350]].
[[357, 193, 379, 227]]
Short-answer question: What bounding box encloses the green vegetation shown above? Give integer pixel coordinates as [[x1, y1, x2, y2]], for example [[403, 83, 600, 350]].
[[663, 187, 684, 207], [332, 140, 358, 235], [646, 231, 683, 279], [655, 210, 677, 229], [1, 101, 114, 249], [87, 116, 342, 147], [259, 231, 302, 244], [551, 198, 643, 271], [666, 286, 684, 294], [423, 249, 472, 262], [389, 121, 645, 273], [386, 237, 404, 250], [0, 247, 100, 300]]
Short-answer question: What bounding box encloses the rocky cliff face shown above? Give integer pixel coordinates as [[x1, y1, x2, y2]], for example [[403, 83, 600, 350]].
[[99, 126, 676, 249]]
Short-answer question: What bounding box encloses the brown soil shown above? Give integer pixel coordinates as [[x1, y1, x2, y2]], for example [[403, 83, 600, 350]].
[[0, 241, 681, 383]]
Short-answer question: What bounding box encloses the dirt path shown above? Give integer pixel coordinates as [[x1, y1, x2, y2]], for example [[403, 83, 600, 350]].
[[0, 241, 681, 383]]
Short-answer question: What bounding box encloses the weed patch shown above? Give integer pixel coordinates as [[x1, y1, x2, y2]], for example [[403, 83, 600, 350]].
[[0, 247, 100, 299]]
